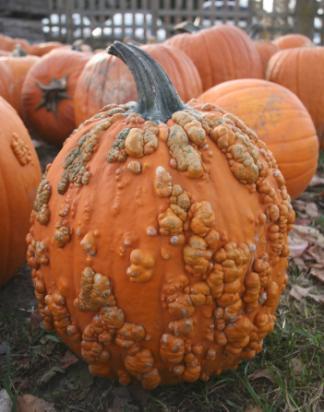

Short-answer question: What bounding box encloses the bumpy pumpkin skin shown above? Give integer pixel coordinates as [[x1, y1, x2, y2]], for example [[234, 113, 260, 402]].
[[267, 47, 324, 149], [167, 25, 263, 91], [27, 44, 294, 389], [273, 34, 313, 50], [74, 44, 203, 125], [199, 79, 319, 198], [21, 49, 89, 145], [0, 97, 41, 286]]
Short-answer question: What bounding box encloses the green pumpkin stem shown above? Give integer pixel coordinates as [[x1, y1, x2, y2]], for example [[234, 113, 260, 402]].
[[108, 41, 185, 122]]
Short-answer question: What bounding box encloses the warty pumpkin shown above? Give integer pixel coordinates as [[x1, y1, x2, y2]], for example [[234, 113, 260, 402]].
[[0, 97, 41, 286], [199, 79, 319, 198], [74, 43, 202, 125], [0, 51, 39, 116], [273, 33, 313, 50], [166, 25, 263, 91], [21, 49, 89, 145], [266, 47, 324, 149], [254, 40, 279, 76], [27, 42, 294, 389]]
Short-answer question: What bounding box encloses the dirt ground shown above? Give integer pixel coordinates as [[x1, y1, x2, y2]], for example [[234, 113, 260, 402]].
[[0, 143, 323, 412]]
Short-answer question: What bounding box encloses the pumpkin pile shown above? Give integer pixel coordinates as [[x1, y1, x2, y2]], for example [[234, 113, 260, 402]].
[[0, 23, 321, 390]]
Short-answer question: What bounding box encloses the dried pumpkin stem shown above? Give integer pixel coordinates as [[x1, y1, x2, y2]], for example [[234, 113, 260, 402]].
[[108, 41, 185, 122], [36, 76, 70, 113]]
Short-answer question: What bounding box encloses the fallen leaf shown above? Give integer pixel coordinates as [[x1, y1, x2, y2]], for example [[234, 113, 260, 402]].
[[38, 366, 65, 386], [305, 202, 319, 218], [0, 389, 12, 412], [249, 368, 274, 383], [310, 268, 324, 283], [60, 351, 79, 369], [309, 175, 324, 187], [290, 285, 324, 304], [17, 394, 56, 412]]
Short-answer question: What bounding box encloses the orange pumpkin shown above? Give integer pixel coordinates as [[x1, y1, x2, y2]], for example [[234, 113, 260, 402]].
[[273, 33, 313, 50], [0, 97, 41, 286], [199, 79, 319, 198], [27, 43, 294, 388], [254, 40, 279, 76], [28, 41, 64, 57], [0, 34, 31, 54], [167, 25, 263, 91], [74, 43, 202, 125], [267, 47, 324, 148], [22, 49, 89, 145], [0, 52, 39, 116]]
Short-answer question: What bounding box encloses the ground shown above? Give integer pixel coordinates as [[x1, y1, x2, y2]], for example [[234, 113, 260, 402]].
[[0, 145, 323, 412]]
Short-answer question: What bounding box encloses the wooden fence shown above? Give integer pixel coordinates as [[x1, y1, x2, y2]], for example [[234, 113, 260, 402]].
[[40, 0, 324, 46]]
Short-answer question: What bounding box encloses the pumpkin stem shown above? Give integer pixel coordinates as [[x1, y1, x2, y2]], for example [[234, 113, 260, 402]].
[[108, 41, 185, 122], [36, 77, 70, 113]]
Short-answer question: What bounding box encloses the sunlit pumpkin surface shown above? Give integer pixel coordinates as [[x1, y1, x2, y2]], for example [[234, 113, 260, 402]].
[[199, 79, 319, 198], [27, 43, 295, 389]]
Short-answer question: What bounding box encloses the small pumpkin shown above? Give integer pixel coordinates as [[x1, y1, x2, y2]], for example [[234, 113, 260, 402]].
[[199, 79, 319, 198], [74, 43, 202, 125], [167, 25, 263, 91], [27, 42, 294, 389], [0, 47, 39, 116], [21, 49, 89, 145], [254, 40, 279, 76], [0, 97, 41, 286], [267, 47, 324, 148], [273, 33, 313, 50]]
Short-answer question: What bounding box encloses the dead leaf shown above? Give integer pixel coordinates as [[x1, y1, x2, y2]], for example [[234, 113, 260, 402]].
[[17, 394, 56, 412], [38, 366, 65, 386], [290, 285, 324, 304], [0, 389, 12, 412], [60, 351, 79, 369], [311, 268, 324, 283], [249, 368, 274, 383], [309, 175, 324, 187], [305, 202, 319, 218]]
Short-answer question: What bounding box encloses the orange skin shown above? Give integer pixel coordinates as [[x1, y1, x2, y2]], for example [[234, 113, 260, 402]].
[[267, 47, 324, 149], [254, 40, 279, 76], [199, 79, 319, 198], [74, 44, 203, 125], [22, 49, 89, 145], [27, 99, 294, 388], [0, 55, 39, 116], [167, 25, 263, 91], [273, 34, 313, 50], [0, 97, 41, 286], [28, 42, 64, 57]]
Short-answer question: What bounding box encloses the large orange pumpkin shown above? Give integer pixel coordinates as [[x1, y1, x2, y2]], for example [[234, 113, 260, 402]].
[[199, 79, 319, 198], [267, 47, 324, 148], [254, 40, 279, 76], [74, 43, 202, 125], [21, 49, 89, 145], [0, 52, 39, 116], [27, 43, 294, 389], [167, 25, 263, 91], [0, 97, 41, 286], [273, 33, 313, 50]]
